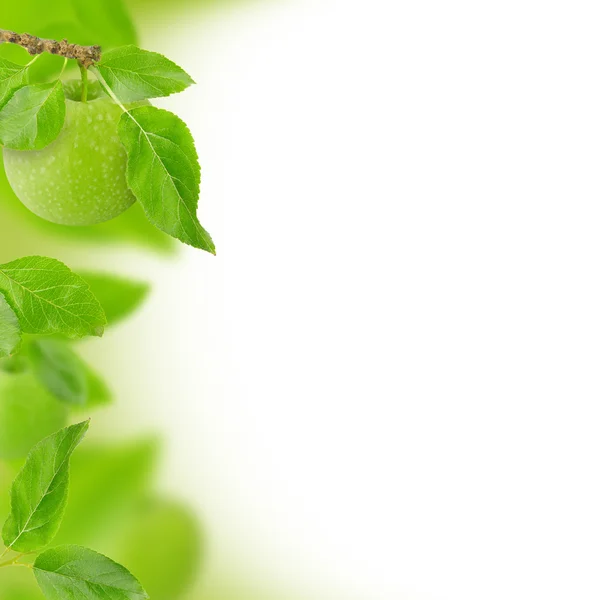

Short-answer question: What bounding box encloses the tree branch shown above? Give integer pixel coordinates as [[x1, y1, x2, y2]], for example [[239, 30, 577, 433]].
[[0, 29, 101, 67]]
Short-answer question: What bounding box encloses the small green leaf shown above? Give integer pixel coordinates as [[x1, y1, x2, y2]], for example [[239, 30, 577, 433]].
[[0, 292, 20, 358], [0, 256, 107, 338], [2, 420, 89, 552], [0, 81, 65, 150], [34, 545, 148, 600], [28, 339, 88, 406], [80, 272, 149, 326], [118, 106, 215, 253], [0, 371, 68, 460], [0, 58, 29, 109], [96, 45, 194, 102]]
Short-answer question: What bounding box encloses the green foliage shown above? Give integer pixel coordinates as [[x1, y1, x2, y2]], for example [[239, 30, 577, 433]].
[[96, 45, 194, 102], [82, 364, 113, 409], [0, 421, 152, 599], [0, 82, 65, 150], [0, 294, 20, 358], [119, 107, 215, 253], [34, 545, 148, 600], [0, 58, 30, 109], [0, 0, 175, 253], [0, 256, 106, 338], [0, 371, 67, 460], [81, 272, 149, 326], [55, 439, 157, 546], [28, 339, 88, 406], [0, 21, 214, 254], [0, 6, 212, 597], [2, 420, 89, 552], [69, 0, 138, 49]]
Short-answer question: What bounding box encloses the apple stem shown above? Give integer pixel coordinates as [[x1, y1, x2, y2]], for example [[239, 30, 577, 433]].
[[80, 63, 89, 103], [0, 29, 101, 68]]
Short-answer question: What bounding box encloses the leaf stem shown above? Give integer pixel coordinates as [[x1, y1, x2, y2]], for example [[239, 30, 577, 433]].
[[59, 57, 69, 79], [80, 63, 89, 103], [92, 68, 128, 113], [0, 553, 25, 568], [25, 54, 41, 68]]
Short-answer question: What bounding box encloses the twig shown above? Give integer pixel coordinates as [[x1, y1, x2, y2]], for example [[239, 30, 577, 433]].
[[0, 29, 101, 67]]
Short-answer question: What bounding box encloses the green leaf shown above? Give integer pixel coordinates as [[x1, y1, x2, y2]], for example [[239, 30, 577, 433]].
[[119, 499, 203, 600], [28, 339, 88, 406], [0, 82, 66, 150], [0, 371, 68, 460], [118, 106, 215, 253], [80, 272, 149, 326], [0, 293, 21, 358], [0, 58, 29, 110], [96, 46, 194, 102], [2, 420, 89, 552], [34, 545, 148, 600], [0, 256, 107, 338]]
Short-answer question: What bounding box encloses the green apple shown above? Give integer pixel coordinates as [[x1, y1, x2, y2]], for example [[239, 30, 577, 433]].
[[3, 80, 136, 226]]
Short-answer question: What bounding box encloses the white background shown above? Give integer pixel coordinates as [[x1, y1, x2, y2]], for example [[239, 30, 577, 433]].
[[89, 1, 600, 598]]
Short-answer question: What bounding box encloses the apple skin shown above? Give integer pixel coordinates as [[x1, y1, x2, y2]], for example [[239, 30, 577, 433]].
[[3, 93, 136, 226]]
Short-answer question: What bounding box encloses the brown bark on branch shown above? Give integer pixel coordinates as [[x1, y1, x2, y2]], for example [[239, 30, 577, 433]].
[[0, 29, 101, 67]]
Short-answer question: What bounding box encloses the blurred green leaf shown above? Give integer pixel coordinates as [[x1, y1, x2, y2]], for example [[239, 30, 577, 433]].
[[0, 354, 28, 374], [0, 371, 68, 460], [28, 338, 87, 406], [3, 420, 89, 552], [83, 364, 113, 410], [119, 498, 204, 600], [81, 272, 149, 326], [34, 545, 148, 600], [69, 0, 138, 48], [55, 438, 158, 547], [0, 256, 107, 338], [0, 293, 21, 359]]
